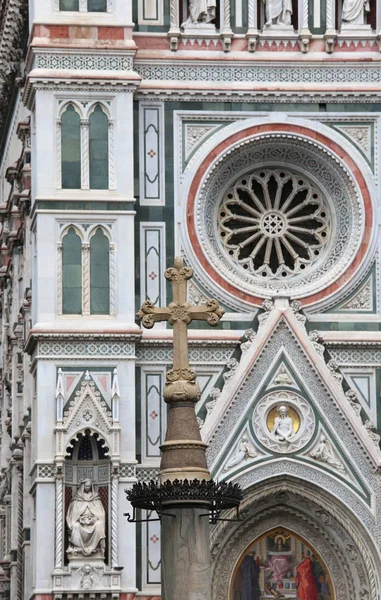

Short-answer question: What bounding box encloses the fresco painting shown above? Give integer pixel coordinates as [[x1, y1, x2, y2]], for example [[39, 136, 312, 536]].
[[231, 529, 332, 600]]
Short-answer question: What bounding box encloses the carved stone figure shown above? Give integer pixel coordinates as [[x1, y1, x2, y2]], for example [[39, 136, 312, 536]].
[[66, 479, 106, 559], [223, 358, 239, 384], [240, 329, 256, 355], [271, 405, 295, 442], [182, 0, 217, 28], [309, 330, 325, 358], [342, 0, 370, 26], [223, 435, 257, 471], [258, 299, 274, 327], [346, 543, 359, 562], [309, 434, 346, 472], [0, 471, 9, 503], [290, 299, 306, 325], [345, 389, 362, 419], [364, 420, 381, 447], [273, 366, 293, 386], [327, 359, 343, 387], [80, 564, 94, 589], [264, 0, 293, 28], [206, 387, 221, 416]]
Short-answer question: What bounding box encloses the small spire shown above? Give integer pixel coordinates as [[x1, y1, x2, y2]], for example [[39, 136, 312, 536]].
[[55, 368, 64, 399], [112, 368, 120, 399], [112, 368, 120, 422]]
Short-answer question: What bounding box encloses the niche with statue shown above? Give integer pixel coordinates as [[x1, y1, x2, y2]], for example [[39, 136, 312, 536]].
[[64, 431, 110, 565]]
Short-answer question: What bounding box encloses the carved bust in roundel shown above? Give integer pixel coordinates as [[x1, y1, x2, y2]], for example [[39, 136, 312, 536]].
[[253, 391, 315, 453]]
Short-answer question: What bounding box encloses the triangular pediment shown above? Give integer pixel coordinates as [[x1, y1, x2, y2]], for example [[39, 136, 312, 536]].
[[203, 301, 380, 503]]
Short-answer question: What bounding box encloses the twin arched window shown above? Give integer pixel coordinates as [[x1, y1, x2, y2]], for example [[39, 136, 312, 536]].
[[61, 226, 112, 315], [60, 0, 107, 11], [60, 103, 110, 190]]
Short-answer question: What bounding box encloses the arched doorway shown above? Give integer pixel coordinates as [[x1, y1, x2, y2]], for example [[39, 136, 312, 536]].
[[231, 527, 333, 600], [211, 477, 381, 600]]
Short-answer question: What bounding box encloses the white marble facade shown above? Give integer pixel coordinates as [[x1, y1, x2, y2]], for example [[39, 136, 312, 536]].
[[0, 1, 380, 600]]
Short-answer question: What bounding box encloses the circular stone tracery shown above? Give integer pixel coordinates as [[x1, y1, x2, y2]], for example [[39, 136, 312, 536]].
[[191, 130, 366, 301], [218, 169, 330, 279]]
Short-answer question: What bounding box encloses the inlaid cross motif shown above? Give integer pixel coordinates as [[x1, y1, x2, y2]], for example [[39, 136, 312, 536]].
[[137, 257, 224, 372]]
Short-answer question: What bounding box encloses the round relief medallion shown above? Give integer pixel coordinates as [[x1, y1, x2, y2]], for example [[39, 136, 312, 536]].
[[253, 391, 315, 453], [187, 124, 372, 304]]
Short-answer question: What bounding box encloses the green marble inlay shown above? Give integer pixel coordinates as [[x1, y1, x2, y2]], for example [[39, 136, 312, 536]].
[[62, 227, 82, 314], [90, 228, 110, 315]]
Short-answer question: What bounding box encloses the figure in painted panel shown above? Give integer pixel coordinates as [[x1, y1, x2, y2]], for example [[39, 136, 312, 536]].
[[242, 552, 261, 600], [271, 405, 295, 442], [264, 0, 293, 27], [66, 479, 106, 558], [295, 555, 318, 600], [182, 0, 217, 27], [342, 0, 370, 25]]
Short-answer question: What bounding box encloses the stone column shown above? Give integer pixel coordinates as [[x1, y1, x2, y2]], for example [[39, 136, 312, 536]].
[[161, 508, 211, 600]]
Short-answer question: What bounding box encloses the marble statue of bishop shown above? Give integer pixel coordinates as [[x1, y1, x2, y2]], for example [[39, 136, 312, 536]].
[[342, 0, 370, 25], [182, 0, 217, 27], [264, 0, 293, 27], [66, 479, 106, 559]]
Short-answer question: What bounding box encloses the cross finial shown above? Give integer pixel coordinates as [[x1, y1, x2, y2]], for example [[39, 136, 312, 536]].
[[137, 257, 224, 371], [137, 258, 225, 482]]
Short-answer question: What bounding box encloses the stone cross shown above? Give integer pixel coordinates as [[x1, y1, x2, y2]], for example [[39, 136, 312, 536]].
[[137, 258, 224, 600], [137, 257, 224, 372], [137, 256, 225, 482]]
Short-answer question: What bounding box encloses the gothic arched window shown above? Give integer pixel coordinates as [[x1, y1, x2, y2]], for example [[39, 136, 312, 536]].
[[62, 227, 82, 315], [61, 104, 81, 189], [60, 0, 79, 9], [88, 0, 107, 11], [89, 105, 109, 190], [90, 228, 110, 315], [60, 0, 107, 10]]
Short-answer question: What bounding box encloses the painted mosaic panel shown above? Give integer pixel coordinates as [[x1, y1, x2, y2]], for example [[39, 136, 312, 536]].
[[231, 529, 332, 600]]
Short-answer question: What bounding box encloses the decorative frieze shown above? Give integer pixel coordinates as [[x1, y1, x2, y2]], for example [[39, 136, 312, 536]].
[[35, 52, 133, 72], [136, 342, 235, 365], [35, 339, 135, 359], [328, 346, 381, 367]]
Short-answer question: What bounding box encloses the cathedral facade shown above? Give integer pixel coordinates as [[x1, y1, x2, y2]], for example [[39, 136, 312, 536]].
[[0, 0, 380, 599]]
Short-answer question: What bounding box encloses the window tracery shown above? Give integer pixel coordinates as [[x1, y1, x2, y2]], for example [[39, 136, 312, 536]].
[[218, 168, 330, 279], [58, 101, 113, 191], [59, 224, 114, 316], [59, 0, 107, 11]]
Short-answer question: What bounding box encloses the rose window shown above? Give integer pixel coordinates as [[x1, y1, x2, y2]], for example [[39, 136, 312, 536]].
[[218, 169, 330, 279]]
